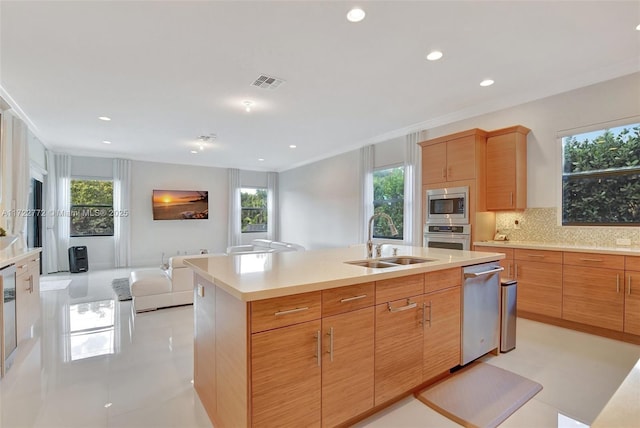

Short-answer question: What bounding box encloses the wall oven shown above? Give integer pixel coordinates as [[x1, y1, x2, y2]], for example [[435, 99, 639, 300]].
[[424, 224, 471, 251], [426, 186, 469, 225]]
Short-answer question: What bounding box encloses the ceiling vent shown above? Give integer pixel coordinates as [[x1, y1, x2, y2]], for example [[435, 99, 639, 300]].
[[251, 74, 285, 90]]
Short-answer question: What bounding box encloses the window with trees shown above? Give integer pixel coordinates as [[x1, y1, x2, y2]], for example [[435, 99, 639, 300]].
[[373, 166, 404, 239], [241, 187, 268, 233], [70, 179, 114, 237], [562, 122, 640, 225]]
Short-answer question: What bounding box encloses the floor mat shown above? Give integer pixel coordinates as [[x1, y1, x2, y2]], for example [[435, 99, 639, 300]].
[[111, 277, 131, 301]]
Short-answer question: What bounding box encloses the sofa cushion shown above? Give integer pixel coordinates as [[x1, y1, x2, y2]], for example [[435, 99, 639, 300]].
[[169, 253, 212, 269], [129, 270, 171, 296]]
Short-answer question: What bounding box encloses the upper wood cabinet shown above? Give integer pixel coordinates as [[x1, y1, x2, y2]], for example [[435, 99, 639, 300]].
[[486, 126, 530, 211], [420, 129, 487, 185]]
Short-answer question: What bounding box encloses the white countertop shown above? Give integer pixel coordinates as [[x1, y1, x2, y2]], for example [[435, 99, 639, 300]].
[[592, 357, 640, 427], [473, 240, 640, 256], [184, 245, 504, 301], [0, 245, 42, 268]]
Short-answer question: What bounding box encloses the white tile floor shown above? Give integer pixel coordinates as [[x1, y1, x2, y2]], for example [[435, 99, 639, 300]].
[[1, 268, 639, 427]]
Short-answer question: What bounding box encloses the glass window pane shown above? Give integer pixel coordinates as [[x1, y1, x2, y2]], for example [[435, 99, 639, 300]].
[[373, 166, 404, 239], [70, 179, 114, 236], [241, 188, 268, 233]]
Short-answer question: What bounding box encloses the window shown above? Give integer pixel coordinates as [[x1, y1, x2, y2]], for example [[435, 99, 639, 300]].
[[70, 179, 114, 237], [241, 187, 268, 233], [562, 123, 640, 225], [373, 166, 404, 239]]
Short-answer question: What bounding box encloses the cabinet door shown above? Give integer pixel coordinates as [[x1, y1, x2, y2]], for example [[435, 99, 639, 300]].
[[486, 134, 516, 210], [563, 266, 624, 331], [422, 142, 447, 184], [193, 279, 216, 418], [374, 295, 424, 405], [423, 287, 460, 382], [252, 320, 322, 428], [446, 136, 475, 181], [515, 260, 562, 318], [624, 272, 640, 335], [322, 307, 374, 428]]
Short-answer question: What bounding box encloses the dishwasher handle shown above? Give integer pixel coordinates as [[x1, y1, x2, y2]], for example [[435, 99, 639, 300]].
[[464, 267, 504, 279]]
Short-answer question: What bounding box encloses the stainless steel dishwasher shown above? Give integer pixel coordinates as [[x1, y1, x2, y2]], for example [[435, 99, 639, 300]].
[[461, 262, 503, 365], [1, 264, 17, 376]]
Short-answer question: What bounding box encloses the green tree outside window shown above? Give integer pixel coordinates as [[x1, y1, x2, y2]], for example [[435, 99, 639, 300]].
[[373, 166, 404, 239], [70, 179, 114, 236]]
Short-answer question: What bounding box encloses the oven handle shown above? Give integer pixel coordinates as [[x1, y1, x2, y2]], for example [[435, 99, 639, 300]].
[[464, 267, 504, 279]]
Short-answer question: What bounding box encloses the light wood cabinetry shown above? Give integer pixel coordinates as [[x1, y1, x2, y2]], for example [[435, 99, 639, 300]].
[[15, 253, 41, 342], [421, 133, 480, 184], [321, 307, 374, 427], [563, 252, 625, 331], [485, 126, 530, 211], [514, 249, 563, 318], [423, 268, 461, 382], [624, 257, 640, 335], [474, 246, 514, 280]]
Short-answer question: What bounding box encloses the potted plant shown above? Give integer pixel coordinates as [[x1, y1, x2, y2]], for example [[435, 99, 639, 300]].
[[0, 226, 18, 249]]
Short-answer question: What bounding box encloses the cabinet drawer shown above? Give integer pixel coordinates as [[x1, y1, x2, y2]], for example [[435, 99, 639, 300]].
[[251, 291, 322, 333], [322, 282, 375, 317], [625, 256, 640, 272], [514, 249, 562, 264], [474, 246, 514, 260], [15, 257, 30, 277], [375, 274, 424, 304], [563, 252, 624, 270], [425, 268, 461, 293]]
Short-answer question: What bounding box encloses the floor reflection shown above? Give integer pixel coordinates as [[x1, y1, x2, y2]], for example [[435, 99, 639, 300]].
[[67, 299, 117, 361]]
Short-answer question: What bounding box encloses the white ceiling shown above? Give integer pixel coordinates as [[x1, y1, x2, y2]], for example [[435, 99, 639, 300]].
[[1, 1, 639, 172]]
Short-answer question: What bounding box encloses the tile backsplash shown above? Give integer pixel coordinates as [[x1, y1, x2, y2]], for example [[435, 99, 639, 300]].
[[495, 207, 640, 247]]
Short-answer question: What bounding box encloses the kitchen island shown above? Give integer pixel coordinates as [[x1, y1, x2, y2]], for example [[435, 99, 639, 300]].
[[185, 245, 503, 428]]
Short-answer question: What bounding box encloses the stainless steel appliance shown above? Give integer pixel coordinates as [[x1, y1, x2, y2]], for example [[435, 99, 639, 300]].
[[461, 262, 503, 365], [426, 186, 469, 224], [423, 224, 471, 251], [500, 279, 517, 352], [1, 264, 17, 376]]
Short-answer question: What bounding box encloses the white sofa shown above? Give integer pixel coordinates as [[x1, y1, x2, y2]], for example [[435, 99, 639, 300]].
[[129, 241, 304, 312], [226, 239, 305, 255]]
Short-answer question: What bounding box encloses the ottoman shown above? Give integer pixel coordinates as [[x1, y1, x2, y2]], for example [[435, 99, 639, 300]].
[[129, 269, 173, 313]]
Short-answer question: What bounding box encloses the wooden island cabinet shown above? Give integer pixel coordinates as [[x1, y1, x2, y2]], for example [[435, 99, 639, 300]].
[[187, 247, 502, 428]]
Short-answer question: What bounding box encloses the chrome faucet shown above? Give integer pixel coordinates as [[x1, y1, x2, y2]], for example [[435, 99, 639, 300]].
[[367, 213, 398, 258]]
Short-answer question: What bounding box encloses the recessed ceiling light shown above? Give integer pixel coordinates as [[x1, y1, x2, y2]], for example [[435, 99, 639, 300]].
[[636, 24, 640, 31], [480, 79, 495, 87], [104, 403, 112, 408], [98, 116, 111, 121], [289, 144, 297, 149], [190, 150, 198, 154], [243, 100, 254, 112], [347, 7, 365, 23], [258, 158, 265, 162], [426, 51, 443, 61], [102, 140, 112, 145]]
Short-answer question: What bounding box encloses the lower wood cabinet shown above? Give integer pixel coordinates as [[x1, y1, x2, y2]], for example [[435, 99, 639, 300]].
[[321, 307, 374, 428], [252, 320, 322, 428], [374, 295, 424, 405], [514, 249, 563, 318], [423, 286, 460, 382], [624, 256, 640, 335], [15, 253, 41, 342]]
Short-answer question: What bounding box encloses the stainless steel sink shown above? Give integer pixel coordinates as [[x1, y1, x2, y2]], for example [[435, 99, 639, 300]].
[[345, 256, 436, 269]]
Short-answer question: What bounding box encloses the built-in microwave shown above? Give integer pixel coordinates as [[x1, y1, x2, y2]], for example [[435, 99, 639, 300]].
[[426, 186, 469, 225]]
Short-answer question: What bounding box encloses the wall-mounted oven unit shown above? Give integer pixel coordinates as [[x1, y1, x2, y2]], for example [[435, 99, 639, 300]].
[[426, 186, 469, 225], [423, 224, 471, 251]]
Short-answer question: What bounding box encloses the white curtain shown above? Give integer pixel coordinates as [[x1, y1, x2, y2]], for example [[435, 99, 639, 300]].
[[44, 150, 58, 273], [404, 132, 423, 246], [227, 168, 242, 248], [55, 153, 71, 272], [267, 171, 279, 241], [113, 158, 131, 267], [10, 116, 29, 244], [359, 145, 374, 243]]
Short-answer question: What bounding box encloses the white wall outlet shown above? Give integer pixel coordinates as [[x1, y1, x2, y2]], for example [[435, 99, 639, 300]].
[[616, 238, 631, 246], [513, 219, 521, 230], [197, 284, 205, 297]]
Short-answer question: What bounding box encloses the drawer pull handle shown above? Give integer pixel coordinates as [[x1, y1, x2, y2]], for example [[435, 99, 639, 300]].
[[526, 254, 545, 258], [315, 330, 321, 367], [388, 299, 417, 313], [18, 264, 28, 269], [340, 294, 367, 303], [464, 267, 504, 278], [274, 307, 309, 316], [579, 258, 603, 262]]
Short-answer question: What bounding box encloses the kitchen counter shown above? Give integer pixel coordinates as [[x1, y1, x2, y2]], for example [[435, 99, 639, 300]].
[[474, 240, 640, 256], [184, 245, 504, 301], [0, 246, 42, 268]]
